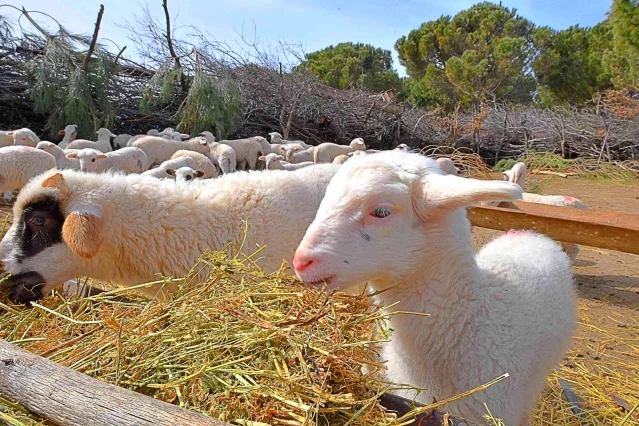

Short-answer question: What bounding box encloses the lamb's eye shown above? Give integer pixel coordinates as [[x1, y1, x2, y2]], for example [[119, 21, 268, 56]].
[[91, 158, 96, 163], [371, 207, 392, 218]]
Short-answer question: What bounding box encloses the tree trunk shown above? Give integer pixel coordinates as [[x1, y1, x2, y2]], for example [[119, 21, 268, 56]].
[[83, 4, 105, 72], [0, 339, 230, 426]]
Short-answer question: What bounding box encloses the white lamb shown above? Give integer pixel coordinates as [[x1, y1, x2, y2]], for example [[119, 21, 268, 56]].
[[293, 151, 577, 426], [435, 157, 460, 175], [170, 150, 218, 178], [36, 142, 80, 170], [260, 153, 315, 171], [218, 137, 262, 170], [167, 166, 204, 183], [113, 133, 132, 150], [313, 138, 366, 163], [0, 146, 56, 200], [67, 128, 115, 152], [57, 124, 78, 149], [254, 135, 304, 156], [0, 163, 339, 304], [7, 128, 40, 147], [131, 136, 210, 166], [67, 148, 148, 174], [268, 131, 312, 150], [141, 157, 198, 179], [284, 146, 314, 163], [198, 132, 237, 174]]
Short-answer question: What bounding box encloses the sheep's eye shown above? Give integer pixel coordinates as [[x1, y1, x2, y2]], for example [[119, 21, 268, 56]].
[[29, 216, 47, 227], [91, 158, 96, 163], [371, 207, 392, 218]]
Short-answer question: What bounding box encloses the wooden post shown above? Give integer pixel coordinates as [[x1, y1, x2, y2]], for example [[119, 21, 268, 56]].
[[0, 339, 230, 426], [468, 202, 639, 255]]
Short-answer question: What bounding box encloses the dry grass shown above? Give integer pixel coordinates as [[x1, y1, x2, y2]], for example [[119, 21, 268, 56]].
[[0, 251, 401, 426]]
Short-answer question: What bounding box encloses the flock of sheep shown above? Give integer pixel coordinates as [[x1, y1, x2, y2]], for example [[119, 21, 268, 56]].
[[0, 123, 587, 425]]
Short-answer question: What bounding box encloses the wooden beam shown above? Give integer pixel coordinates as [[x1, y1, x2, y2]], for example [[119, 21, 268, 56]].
[[0, 339, 230, 426], [468, 202, 639, 255]]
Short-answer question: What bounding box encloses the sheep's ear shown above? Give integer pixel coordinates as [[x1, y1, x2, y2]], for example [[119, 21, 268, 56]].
[[180, 134, 190, 140], [98, 154, 108, 159], [66, 153, 78, 159], [502, 172, 509, 181], [57, 130, 65, 136], [258, 156, 266, 161], [414, 174, 522, 220], [166, 169, 176, 176], [62, 212, 104, 259], [277, 155, 284, 160], [41, 173, 69, 197], [6, 131, 14, 137], [195, 170, 204, 177]]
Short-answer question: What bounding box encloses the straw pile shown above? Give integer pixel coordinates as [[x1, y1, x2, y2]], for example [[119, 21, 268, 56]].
[[0, 251, 404, 426]]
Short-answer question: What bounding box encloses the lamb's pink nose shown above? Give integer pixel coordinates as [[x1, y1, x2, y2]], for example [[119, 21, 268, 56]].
[[293, 253, 316, 272]]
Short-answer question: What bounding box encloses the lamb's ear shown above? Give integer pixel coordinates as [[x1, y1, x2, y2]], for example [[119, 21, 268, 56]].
[[97, 154, 108, 159], [258, 156, 266, 161], [277, 155, 284, 160], [180, 134, 190, 140], [66, 153, 78, 159], [414, 174, 522, 220], [41, 173, 69, 197], [62, 212, 104, 259], [57, 130, 65, 136], [195, 170, 204, 177], [279, 145, 287, 151], [166, 169, 176, 176]]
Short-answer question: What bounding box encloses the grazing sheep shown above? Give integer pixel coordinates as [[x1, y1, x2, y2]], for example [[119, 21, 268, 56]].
[[284, 146, 314, 163], [113, 133, 133, 150], [36, 142, 80, 170], [435, 157, 459, 175], [67, 128, 115, 152], [7, 128, 40, 147], [218, 137, 262, 171], [332, 154, 349, 164], [268, 131, 312, 150], [0, 146, 56, 200], [499, 161, 586, 260], [141, 157, 198, 179], [131, 136, 210, 166], [260, 153, 315, 171], [57, 124, 78, 149], [170, 150, 218, 178], [198, 132, 237, 174], [167, 166, 204, 183], [313, 138, 366, 163], [0, 163, 339, 304], [67, 148, 148, 174], [293, 151, 577, 426]]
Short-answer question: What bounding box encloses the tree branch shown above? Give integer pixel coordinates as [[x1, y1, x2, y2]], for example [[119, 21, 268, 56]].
[[161, 0, 187, 93], [83, 4, 105, 72]]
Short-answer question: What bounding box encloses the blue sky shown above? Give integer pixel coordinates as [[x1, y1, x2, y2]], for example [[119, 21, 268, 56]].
[[2, 1, 611, 76]]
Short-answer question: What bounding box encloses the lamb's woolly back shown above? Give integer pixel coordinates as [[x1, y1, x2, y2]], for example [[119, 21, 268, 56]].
[[293, 151, 576, 425]]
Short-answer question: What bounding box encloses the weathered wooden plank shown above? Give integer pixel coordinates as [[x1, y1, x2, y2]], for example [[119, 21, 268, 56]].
[[468, 202, 639, 255], [0, 339, 230, 426]]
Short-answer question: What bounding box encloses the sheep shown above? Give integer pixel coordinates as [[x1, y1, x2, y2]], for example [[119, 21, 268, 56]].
[[66, 148, 148, 174], [284, 146, 314, 163], [57, 124, 78, 149], [0, 163, 340, 304], [36, 142, 80, 170], [170, 150, 218, 178], [218, 137, 262, 171], [67, 128, 115, 152], [332, 154, 349, 164], [198, 131, 237, 174], [7, 128, 40, 147], [167, 166, 204, 183], [260, 153, 315, 171], [435, 157, 460, 175], [254, 135, 303, 156], [395, 143, 410, 151], [0, 146, 56, 201], [141, 157, 198, 179], [268, 131, 312, 150], [292, 151, 577, 426], [498, 161, 586, 260], [131, 136, 210, 166], [313, 138, 366, 163], [113, 133, 132, 150]]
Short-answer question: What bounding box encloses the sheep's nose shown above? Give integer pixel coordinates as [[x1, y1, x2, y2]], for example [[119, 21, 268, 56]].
[[293, 253, 316, 272]]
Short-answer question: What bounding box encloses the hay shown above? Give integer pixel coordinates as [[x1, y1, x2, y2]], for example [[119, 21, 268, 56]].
[[420, 146, 495, 180], [0, 251, 402, 426]]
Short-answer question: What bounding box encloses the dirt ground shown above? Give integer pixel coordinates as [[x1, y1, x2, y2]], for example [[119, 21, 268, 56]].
[[0, 175, 637, 423]]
